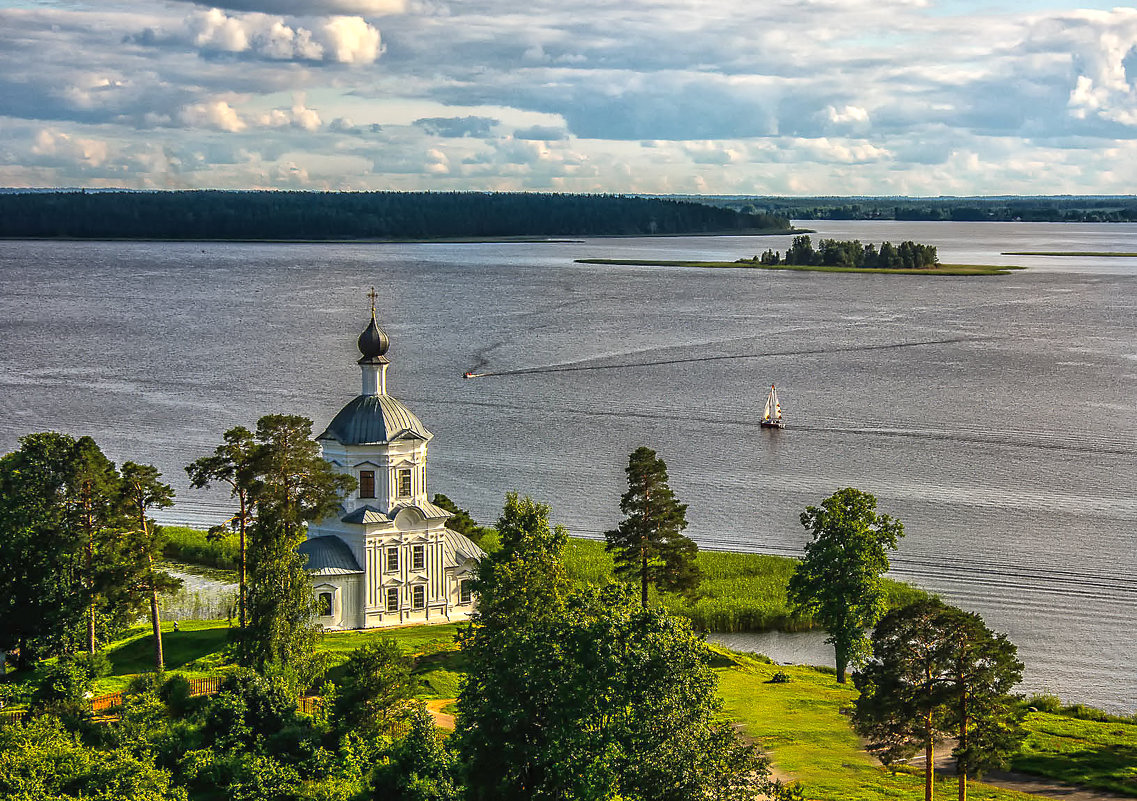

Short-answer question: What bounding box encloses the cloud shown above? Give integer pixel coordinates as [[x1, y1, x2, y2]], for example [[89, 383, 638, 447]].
[[174, 0, 406, 14], [259, 96, 322, 130], [826, 104, 869, 125], [413, 116, 498, 137], [320, 16, 383, 63], [1023, 8, 1137, 129], [514, 125, 568, 140], [132, 8, 383, 64], [31, 129, 110, 167], [179, 100, 248, 131]]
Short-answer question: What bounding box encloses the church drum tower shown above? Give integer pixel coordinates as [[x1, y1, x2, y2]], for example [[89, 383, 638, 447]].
[[299, 298, 484, 630]]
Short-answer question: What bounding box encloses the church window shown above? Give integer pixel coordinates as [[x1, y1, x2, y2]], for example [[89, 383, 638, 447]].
[[317, 591, 333, 616], [386, 587, 399, 612], [359, 470, 375, 498], [412, 585, 425, 609], [412, 545, 425, 571], [397, 468, 412, 498], [386, 546, 399, 572], [460, 579, 473, 604]]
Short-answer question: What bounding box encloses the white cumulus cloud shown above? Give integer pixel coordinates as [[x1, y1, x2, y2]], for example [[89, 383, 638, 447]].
[[259, 96, 322, 130], [179, 100, 248, 132], [31, 129, 110, 166], [147, 9, 383, 64]]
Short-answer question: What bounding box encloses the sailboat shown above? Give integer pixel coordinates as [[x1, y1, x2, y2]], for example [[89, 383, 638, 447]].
[[760, 384, 784, 429]]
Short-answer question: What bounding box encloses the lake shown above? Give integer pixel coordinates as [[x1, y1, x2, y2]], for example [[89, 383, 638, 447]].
[[1, 221, 1134, 712]]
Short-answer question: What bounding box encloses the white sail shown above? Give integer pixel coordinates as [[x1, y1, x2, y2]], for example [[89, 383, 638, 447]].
[[762, 394, 772, 420], [772, 386, 781, 419]]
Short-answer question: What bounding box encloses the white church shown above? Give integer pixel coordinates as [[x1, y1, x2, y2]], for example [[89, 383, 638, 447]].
[[298, 302, 485, 630]]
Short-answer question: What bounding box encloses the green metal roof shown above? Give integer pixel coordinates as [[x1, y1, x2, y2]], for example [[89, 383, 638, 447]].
[[318, 394, 431, 445], [299, 536, 364, 575], [341, 500, 453, 525]]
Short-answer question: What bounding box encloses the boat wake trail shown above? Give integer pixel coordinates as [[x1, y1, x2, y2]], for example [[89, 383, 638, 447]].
[[467, 335, 989, 379]]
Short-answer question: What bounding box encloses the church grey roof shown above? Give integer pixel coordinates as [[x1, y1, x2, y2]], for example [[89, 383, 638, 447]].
[[342, 500, 454, 525], [443, 528, 486, 564], [299, 536, 364, 575], [318, 394, 432, 445]]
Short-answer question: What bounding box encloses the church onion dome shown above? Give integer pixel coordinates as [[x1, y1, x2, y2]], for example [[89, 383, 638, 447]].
[[317, 394, 432, 445], [299, 536, 364, 575], [357, 314, 390, 364]]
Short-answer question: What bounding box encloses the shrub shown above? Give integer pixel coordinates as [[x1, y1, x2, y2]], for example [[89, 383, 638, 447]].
[[73, 651, 112, 680], [162, 526, 239, 570], [1024, 694, 1062, 714], [768, 670, 791, 684], [160, 674, 193, 716]]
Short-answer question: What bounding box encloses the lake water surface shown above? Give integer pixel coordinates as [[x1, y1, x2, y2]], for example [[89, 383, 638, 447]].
[[1, 221, 1134, 712]]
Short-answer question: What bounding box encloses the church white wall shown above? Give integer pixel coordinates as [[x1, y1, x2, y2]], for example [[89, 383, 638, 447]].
[[319, 438, 430, 516]]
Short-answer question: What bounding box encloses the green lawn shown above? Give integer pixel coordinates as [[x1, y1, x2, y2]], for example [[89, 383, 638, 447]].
[[564, 537, 926, 633], [1013, 711, 1137, 796], [713, 649, 1035, 801]]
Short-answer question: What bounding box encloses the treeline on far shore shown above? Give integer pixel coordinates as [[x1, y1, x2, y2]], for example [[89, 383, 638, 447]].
[[700, 194, 1137, 222], [0, 190, 790, 240]]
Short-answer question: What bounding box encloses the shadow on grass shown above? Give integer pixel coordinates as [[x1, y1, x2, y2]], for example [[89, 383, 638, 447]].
[[1014, 743, 1137, 797], [109, 627, 233, 674]]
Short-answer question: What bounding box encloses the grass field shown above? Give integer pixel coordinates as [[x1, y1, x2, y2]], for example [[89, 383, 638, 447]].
[[1013, 711, 1137, 796], [575, 258, 1027, 276], [714, 651, 1039, 801], [563, 537, 926, 633], [163, 525, 240, 571], [161, 527, 926, 636]]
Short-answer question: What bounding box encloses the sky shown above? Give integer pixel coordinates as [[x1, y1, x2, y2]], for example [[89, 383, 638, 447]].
[[1, 0, 1136, 194]]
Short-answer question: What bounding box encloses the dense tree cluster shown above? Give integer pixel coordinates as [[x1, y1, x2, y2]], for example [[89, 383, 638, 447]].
[[456, 493, 767, 801], [0, 191, 790, 240], [752, 235, 939, 269], [853, 599, 1026, 801], [708, 195, 1137, 222], [0, 433, 179, 670]]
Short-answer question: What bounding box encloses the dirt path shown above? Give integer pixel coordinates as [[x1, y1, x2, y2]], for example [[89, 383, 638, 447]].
[[425, 698, 456, 730], [898, 739, 1132, 801]]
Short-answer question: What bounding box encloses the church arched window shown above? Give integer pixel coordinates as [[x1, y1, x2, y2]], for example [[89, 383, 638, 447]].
[[359, 470, 375, 498], [317, 591, 334, 617]]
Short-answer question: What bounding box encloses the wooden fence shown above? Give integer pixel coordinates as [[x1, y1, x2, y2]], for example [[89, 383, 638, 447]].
[[0, 708, 26, 725]]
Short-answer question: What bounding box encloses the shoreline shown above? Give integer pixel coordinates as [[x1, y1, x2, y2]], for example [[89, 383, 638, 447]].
[[0, 228, 808, 245], [575, 257, 1026, 276]]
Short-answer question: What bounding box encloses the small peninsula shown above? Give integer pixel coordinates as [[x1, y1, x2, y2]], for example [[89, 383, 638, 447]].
[[579, 235, 1026, 276]]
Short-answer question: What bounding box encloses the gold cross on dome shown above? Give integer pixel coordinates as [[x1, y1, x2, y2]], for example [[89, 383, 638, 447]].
[[367, 286, 378, 317]]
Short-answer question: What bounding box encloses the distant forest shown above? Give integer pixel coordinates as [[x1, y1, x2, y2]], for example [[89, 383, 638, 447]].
[[696, 195, 1137, 223], [0, 191, 790, 240]]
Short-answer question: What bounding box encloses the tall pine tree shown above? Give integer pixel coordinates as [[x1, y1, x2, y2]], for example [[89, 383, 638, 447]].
[[185, 426, 258, 629], [605, 446, 700, 607], [119, 462, 180, 671], [853, 599, 1025, 801], [242, 414, 354, 674]]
